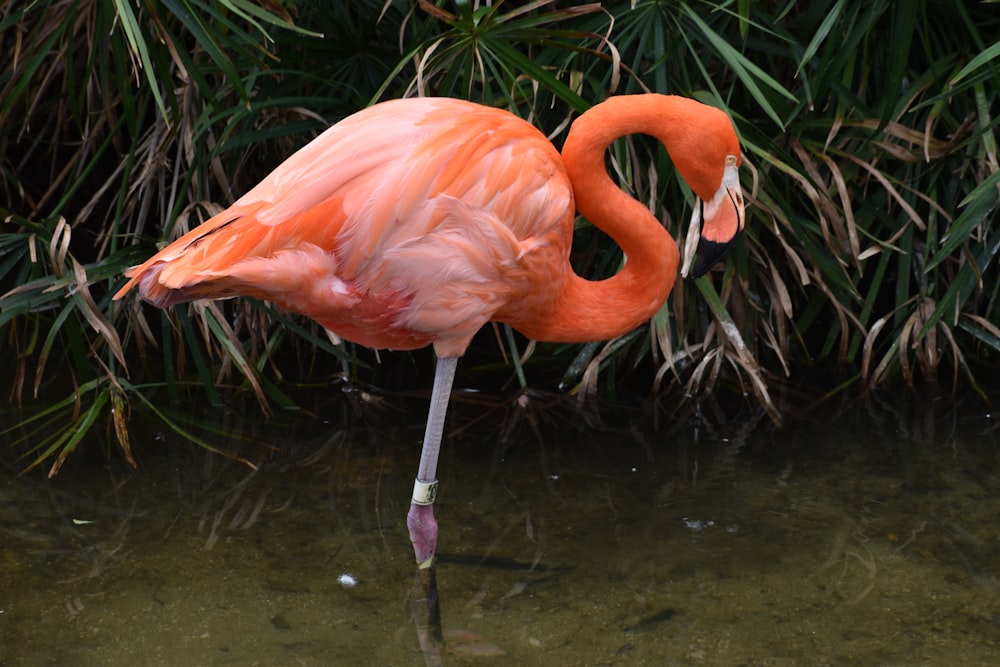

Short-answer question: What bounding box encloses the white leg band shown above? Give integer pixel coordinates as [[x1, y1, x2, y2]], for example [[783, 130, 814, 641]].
[[412, 479, 438, 506]]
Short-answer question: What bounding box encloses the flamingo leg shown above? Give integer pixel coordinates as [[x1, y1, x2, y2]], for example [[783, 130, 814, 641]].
[[407, 355, 458, 568]]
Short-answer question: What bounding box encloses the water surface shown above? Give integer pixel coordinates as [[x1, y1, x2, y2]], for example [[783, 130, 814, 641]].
[[2, 392, 998, 665]]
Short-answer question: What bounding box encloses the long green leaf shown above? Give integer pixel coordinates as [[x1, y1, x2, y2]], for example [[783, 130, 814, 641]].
[[681, 3, 796, 128], [110, 0, 169, 119], [949, 38, 1000, 87], [926, 172, 1000, 271]]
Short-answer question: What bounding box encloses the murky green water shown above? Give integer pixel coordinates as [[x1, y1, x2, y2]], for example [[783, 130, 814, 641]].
[[2, 392, 998, 665]]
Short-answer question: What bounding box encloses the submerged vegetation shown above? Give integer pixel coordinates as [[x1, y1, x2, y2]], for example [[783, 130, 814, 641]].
[[1, 0, 998, 473]]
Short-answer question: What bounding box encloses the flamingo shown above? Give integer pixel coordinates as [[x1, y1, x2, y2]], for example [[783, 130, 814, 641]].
[[114, 94, 744, 571]]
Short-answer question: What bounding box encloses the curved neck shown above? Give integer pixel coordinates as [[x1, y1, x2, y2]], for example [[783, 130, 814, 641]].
[[518, 95, 686, 342]]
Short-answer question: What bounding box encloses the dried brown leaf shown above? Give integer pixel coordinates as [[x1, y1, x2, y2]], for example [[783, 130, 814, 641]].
[[70, 258, 128, 370], [861, 315, 889, 379], [839, 152, 926, 230]]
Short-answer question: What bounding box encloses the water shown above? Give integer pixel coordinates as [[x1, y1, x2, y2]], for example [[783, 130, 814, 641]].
[[2, 391, 998, 665]]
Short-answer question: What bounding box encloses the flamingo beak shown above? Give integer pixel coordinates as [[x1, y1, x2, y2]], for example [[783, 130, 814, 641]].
[[684, 163, 745, 278]]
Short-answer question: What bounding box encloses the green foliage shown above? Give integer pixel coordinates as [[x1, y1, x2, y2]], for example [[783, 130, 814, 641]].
[[2, 0, 999, 471]]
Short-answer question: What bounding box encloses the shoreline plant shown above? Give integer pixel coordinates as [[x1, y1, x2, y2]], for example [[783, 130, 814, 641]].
[[2, 1, 998, 473]]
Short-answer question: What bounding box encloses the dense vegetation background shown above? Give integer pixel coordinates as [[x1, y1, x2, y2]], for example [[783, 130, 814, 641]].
[[2, 0, 998, 473]]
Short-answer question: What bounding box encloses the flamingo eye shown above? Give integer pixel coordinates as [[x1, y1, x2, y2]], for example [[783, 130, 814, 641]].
[[725, 155, 737, 166]]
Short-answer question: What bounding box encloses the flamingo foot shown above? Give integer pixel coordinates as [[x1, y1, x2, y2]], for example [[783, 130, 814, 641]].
[[407, 500, 439, 569], [410, 561, 443, 661]]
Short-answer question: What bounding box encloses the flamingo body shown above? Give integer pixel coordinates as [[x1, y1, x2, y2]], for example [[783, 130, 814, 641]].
[[123, 98, 576, 358]]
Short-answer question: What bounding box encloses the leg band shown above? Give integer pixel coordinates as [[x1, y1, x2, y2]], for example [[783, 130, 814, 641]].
[[411, 479, 438, 506]]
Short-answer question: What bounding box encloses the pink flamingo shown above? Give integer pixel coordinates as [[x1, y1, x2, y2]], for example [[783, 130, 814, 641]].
[[115, 94, 744, 570]]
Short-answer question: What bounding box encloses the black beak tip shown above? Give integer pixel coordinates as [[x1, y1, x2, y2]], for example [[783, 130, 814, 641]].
[[692, 235, 740, 278]]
